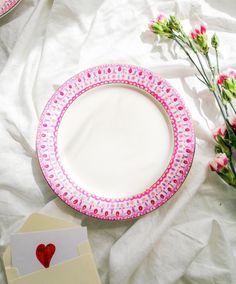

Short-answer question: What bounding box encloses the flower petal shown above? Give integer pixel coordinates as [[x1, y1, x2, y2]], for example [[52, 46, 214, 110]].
[[191, 31, 197, 40], [200, 25, 206, 34]]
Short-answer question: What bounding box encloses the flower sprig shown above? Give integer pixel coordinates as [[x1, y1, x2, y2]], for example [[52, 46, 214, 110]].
[[148, 14, 236, 188]]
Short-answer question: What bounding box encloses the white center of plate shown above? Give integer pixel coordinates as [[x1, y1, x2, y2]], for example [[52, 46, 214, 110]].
[[57, 84, 173, 199]]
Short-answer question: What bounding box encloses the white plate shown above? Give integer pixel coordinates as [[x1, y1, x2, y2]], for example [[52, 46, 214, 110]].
[[57, 84, 173, 199], [37, 64, 195, 220]]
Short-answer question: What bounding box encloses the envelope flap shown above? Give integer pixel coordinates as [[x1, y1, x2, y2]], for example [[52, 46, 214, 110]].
[[3, 246, 19, 282], [78, 240, 92, 254], [4, 267, 19, 283], [3, 246, 11, 266], [18, 214, 79, 232], [10, 254, 101, 284]]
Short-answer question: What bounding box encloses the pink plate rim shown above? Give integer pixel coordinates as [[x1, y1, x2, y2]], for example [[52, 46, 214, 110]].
[[0, 0, 22, 18], [36, 64, 195, 220]]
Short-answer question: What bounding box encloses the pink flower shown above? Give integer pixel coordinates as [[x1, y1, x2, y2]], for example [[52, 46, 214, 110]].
[[148, 13, 167, 32], [217, 73, 228, 85], [156, 13, 167, 23], [213, 125, 227, 140], [229, 115, 236, 129], [217, 69, 236, 85], [191, 31, 197, 40], [200, 25, 206, 34], [209, 153, 229, 172], [191, 25, 207, 39], [148, 20, 156, 32], [228, 69, 236, 79]]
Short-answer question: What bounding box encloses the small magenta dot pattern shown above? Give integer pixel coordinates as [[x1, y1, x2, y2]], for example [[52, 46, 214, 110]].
[[0, 0, 21, 17], [36, 64, 195, 220]]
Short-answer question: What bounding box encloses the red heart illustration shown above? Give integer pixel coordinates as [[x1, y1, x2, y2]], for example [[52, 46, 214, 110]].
[[36, 243, 56, 268]]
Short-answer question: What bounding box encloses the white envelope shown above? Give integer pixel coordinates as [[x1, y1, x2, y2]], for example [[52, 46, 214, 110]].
[[3, 213, 101, 284]]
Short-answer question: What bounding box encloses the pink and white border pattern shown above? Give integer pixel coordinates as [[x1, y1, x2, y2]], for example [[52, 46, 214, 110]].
[[37, 64, 195, 220], [0, 0, 21, 17]]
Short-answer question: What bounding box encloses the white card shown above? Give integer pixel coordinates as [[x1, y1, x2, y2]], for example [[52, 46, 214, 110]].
[[11, 226, 87, 276]]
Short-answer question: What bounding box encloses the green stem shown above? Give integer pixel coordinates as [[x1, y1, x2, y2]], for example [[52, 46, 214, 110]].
[[215, 48, 220, 74], [195, 74, 208, 86], [230, 101, 236, 114], [176, 32, 210, 83], [195, 52, 211, 85], [205, 53, 229, 117], [174, 38, 209, 86], [206, 53, 215, 80], [174, 34, 227, 120], [212, 90, 227, 121], [229, 158, 236, 178], [175, 34, 211, 86]]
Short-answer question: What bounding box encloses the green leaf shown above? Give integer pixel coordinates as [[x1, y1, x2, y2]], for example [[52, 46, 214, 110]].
[[225, 79, 236, 97], [221, 88, 233, 104], [223, 138, 231, 146], [215, 144, 222, 154], [226, 120, 236, 149], [153, 23, 163, 33], [218, 168, 236, 187], [224, 78, 235, 91], [216, 135, 232, 157], [168, 16, 182, 32], [196, 34, 209, 54]]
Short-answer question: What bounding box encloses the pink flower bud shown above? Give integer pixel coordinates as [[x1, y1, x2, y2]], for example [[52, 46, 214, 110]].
[[209, 153, 229, 172], [217, 73, 229, 85], [191, 25, 207, 40], [156, 13, 167, 23], [200, 25, 206, 34], [217, 69, 236, 85], [228, 69, 236, 80], [209, 160, 218, 171], [191, 31, 197, 40], [148, 20, 155, 32], [213, 125, 227, 140], [229, 115, 236, 129]]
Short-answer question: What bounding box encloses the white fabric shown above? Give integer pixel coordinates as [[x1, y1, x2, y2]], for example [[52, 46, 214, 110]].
[[1, 0, 236, 283]]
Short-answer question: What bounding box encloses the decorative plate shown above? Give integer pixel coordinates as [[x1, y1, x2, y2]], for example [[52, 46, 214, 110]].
[[0, 0, 22, 18], [37, 64, 195, 220]]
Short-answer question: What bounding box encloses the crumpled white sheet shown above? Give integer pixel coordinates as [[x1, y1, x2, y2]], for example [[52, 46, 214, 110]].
[[1, 0, 236, 283]]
